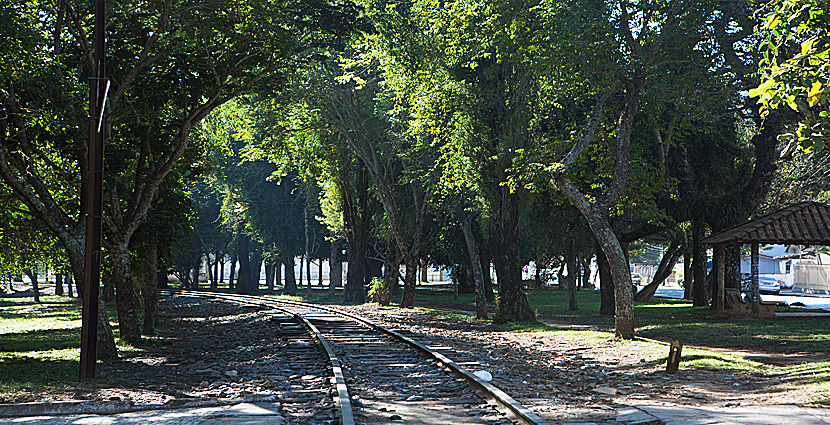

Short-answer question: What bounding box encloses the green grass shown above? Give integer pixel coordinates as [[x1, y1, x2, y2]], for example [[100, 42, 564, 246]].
[[0, 296, 83, 392], [407, 287, 830, 355], [1, 285, 827, 402], [774, 361, 830, 405]]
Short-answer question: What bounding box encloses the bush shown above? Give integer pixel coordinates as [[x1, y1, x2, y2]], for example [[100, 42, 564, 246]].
[[369, 277, 391, 306]]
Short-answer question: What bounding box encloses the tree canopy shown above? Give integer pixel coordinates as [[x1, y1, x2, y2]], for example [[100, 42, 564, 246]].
[[1, 0, 814, 347]]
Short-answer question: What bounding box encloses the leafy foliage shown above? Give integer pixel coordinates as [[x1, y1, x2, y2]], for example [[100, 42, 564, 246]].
[[753, 0, 830, 151]]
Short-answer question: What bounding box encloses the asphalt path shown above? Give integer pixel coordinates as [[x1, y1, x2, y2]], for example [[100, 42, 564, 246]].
[[648, 286, 830, 311]]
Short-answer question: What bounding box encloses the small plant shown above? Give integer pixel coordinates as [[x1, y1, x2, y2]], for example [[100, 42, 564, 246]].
[[369, 277, 391, 306]]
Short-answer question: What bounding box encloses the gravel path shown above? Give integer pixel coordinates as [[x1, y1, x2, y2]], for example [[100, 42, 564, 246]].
[[3, 289, 828, 424]]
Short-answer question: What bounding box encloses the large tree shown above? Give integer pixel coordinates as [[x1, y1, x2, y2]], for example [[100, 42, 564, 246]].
[[2, 0, 361, 345], [1, 0, 118, 357]]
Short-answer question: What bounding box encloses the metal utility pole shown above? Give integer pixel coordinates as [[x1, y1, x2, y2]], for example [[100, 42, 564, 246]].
[[80, 0, 107, 379]]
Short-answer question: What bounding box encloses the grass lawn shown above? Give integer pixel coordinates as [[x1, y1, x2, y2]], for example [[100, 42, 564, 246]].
[[395, 286, 830, 355], [178, 282, 830, 358], [0, 294, 133, 394], [0, 296, 83, 393], [2, 284, 827, 404]]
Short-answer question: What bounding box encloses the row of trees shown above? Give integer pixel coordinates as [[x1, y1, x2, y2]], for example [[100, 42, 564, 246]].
[[1, 0, 825, 356]]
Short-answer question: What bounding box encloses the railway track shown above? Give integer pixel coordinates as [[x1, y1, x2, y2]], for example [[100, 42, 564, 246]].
[[163, 290, 549, 425]]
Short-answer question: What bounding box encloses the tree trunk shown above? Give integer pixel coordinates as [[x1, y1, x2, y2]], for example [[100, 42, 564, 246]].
[[683, 248, 692, 300], [725, 245, 741, 290], [213, 253, 219, 288], [191, 266, 198, 289], [596, 243, 615, 315], [282, 254, 297, 295], [329, 239, 341, 293], [275, 261, 282, 291], [479, 246, 494, 302], [634, 239, 685, 302], [251, 243, 263, 292], [64, 275, 74, 297], [377, 238, 395, 306], [491, 220, 534, 324], [566, 248, 578, 311], [400, 256, 417, 308], [205, 253, 213, 289], [26, 269, 40, 303], [318, 260, 323, 288], [109, 236, 143, 344], [345, 237, 367, 303], [692, 221, 708, 307], [459, 210, 487, 319], [306, 256, 312, 294], [265, 261, 275, 294], [102, 280, 115, 303], [304, 207, 311, 295], [390, 242, 402, 297], [556, 261, 566, 289], [750, 243, 760, 317], [297, 255, 305, 286], [219, 257, 225, 284], [228, 255, 237, 290], [0, 158, 115, 355], [209, 252, 217, 290], [143, 236, 159, 335], [55, 272, 64, 296], [584, 215, 634, 338], [581, 254, 592, 289], [236, 233, 257, 295]]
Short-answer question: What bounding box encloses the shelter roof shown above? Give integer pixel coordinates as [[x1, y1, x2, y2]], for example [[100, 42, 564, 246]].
[[702, 201, 830, 246]]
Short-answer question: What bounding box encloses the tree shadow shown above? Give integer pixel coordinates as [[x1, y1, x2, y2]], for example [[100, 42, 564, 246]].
[[0, 328, 80, 352], [0, 356, 78, 390]]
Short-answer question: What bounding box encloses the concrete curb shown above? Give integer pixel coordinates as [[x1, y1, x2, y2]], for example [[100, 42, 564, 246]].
[[0, 400, 133, 417], [616, 406, 663, 425], [0, 394, 278, 417]]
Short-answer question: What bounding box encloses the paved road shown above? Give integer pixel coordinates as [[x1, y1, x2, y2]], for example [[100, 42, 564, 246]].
[[619, 403, 830, 425], [4, 402, 287, 424], [647, 286, 830, 311], [9, 400, 830, 425]]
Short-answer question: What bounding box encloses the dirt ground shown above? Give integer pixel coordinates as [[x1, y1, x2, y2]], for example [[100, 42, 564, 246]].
[[2, 287, 828, 423], [340, 302, 830, 416]]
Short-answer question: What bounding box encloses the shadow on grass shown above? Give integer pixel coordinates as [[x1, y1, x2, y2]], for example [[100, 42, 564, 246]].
[[409, 288, 830, 355], [0, 309, 82, 322], [0, 356, 77, 391], [0, 328, 80, 352], [0, 298, 80, 308]]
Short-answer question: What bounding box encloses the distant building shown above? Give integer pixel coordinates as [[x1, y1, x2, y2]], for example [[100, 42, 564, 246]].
[[740, 245, 830, 291]]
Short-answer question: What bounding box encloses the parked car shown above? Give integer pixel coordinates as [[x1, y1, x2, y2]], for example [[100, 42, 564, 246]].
[[630, 273, 642, 286], [740, 276, 783, 294]]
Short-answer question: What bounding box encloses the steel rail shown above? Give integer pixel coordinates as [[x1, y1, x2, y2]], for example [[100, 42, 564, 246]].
[[162, 289, 550, 425], [260, 296, 550, 425], [162, 290, 354, 425]]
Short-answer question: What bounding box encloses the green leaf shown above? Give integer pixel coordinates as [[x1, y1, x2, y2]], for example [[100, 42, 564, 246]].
[[785, 95, 798, 110], [748, 79, 775, 98], [801, 38, 815, 56], [764, 14, 781, 30], [807, 80, 822, 106]]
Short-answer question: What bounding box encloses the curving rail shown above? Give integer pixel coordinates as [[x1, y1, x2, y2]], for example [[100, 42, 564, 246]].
[[162, 289, 549, 425]]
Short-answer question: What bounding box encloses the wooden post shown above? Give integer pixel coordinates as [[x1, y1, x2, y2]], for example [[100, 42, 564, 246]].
[[666, 340, 682, 373], [716, 245, 725, 311], [751, 243, 760, 318], [80, 0, 106, 379]]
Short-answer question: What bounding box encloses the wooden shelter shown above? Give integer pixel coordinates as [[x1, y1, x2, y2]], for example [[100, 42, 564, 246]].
[[701, 201, 830, 317]]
